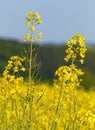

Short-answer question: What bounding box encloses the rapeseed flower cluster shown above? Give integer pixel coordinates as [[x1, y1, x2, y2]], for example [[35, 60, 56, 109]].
[[64, 33, 87, 64], [3, 56, 26, 82], [55, 64, 84, 89], [24, 11, 42, 42]]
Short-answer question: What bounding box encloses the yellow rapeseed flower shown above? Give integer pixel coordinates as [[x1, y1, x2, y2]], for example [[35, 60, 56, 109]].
[[29, 26, 35, 32], [64, 33, 87, 64], [37, 19, 42, 24], [37, 32, 43, 40], [24, 11, 42, 44], [25, 22, 30, 27], [26, 17, 33, 21], [71, 38, 77, 44], [24, 34, 30, 42], [26, 11, 33, 21]]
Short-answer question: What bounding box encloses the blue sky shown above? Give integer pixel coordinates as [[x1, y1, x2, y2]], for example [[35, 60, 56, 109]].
[[0, 0, 95, 44]]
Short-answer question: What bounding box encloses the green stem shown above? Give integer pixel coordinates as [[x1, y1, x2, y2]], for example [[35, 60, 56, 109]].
[[55, 85, 62, 115], [27, 40, 33, 99], [29, 41, 32, 87], [71, 58, 75, 65]]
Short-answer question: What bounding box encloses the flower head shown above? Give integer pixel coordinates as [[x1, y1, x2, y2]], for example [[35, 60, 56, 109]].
[[24, 11, 42, 43], [24, 34, 30, 42], [64, 33, 87, 64]]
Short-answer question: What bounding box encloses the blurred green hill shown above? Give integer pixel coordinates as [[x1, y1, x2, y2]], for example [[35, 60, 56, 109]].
[[0, 38, 95, 90]]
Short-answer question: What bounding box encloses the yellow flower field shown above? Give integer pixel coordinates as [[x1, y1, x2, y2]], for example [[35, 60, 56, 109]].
[[0, 77, 95, 130], [0, 11, 95, 130]]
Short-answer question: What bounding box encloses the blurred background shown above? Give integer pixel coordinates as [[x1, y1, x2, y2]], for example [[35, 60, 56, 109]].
[[0, 0, 95, 90]]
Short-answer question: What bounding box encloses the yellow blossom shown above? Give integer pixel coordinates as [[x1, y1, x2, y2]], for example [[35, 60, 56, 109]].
[[29, 26, 35, 32], [26, 11, 33, 21], [37, 19, 42, 24], [25, 22, 30, 26], [24, 34, 30, 42], [64, 33, 87, 64], [36, 32, 43, 41]]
